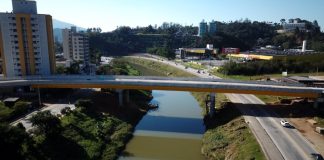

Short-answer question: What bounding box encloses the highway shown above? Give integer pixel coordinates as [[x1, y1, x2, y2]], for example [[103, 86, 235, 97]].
[[134, 55, 320, 160]]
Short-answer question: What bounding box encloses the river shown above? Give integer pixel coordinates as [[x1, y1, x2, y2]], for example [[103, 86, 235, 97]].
[[119, 90, 205, 160]]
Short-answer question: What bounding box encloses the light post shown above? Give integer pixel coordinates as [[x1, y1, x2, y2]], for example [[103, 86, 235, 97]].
[[37, 76, 41, 107]]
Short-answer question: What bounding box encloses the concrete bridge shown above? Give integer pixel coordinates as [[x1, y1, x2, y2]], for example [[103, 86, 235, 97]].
[[1, 75, 323, 115], [0, 75, 323, 97]]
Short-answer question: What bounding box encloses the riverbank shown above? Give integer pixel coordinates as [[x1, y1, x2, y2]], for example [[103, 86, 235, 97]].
[[118, 56, 265, 159], [58, 90, 153, 160], [1, 62, 153, 160]]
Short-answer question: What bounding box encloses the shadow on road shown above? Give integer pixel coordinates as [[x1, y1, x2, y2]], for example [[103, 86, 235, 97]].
[[231, 101, 324, 119]]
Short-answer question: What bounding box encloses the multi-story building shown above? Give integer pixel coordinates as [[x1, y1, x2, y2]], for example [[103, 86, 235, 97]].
[[198, 19, 217, 37], [208, 20, 217, 34], [62, 26, 89, 65], [283, 19, 306, 32], [198, 20, 208, 37], [0, 0, 55, 77]]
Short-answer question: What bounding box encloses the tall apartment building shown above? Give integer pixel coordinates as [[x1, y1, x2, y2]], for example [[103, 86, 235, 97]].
[[62, 27, 89, 65], [209, 20, 217, 33], [0, 0, 55, 77], [198, 20, 208, 37], [198, 20, 217, 37]]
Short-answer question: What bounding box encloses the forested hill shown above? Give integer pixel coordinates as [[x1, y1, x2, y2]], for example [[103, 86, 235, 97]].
[[88, 19, 324, 57]]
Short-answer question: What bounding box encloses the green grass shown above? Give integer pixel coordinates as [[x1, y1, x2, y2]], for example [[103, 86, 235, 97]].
[[0, 102, 14, 121], [118, 57, 195, 77], [314, 117, 324, 127], [191, 92, 228, 115], [210, 68, 324, 81], [60, 109, 132, 160], [202, 105, 265, 160], [182, 61, 207, 70]]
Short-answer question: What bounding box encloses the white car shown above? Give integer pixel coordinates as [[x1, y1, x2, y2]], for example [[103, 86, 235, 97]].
[[280, 120, 291, 127]]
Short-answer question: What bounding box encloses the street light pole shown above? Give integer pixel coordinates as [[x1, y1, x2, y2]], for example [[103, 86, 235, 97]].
[[37, 75, 41, 107], [38, 86, 41, 107]]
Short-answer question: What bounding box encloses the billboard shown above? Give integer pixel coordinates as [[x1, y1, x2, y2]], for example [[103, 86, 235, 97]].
[[222, 48, 240, 54]]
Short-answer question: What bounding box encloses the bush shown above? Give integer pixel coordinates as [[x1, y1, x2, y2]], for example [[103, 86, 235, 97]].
[[219, 58, 324, 76], [11, 102, 30, 118], [61, 107, 72, 115], [75, 99, 93, 112], [29, 111, 62, 137]]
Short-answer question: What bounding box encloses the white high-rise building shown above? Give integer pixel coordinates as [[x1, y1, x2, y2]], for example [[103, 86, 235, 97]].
[[0, 0, 55, 77], [62, 27, 89, 65]]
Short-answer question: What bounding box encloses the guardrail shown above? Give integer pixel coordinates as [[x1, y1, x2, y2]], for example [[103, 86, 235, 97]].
[[0, 75, 306, 87]]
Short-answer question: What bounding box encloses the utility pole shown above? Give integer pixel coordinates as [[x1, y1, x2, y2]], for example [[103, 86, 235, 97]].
[[38, 86, 41, 107], [37, 75, 41, 107]]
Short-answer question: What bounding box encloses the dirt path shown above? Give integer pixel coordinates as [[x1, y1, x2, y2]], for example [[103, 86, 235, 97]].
[[289, 117, 324, 155]]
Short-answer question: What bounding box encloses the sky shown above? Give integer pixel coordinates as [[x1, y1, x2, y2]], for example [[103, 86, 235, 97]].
[[1, 0, 324, 32]]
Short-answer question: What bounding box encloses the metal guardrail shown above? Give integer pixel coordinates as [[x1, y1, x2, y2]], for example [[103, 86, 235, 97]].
[[0, 75, 306, 87], [1, 75, 323, 97]]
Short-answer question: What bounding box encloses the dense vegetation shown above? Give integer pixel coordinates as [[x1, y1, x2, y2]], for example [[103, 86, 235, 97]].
[[0, 62, 153, 160], [219, 54, 324, 76], [86, 19, 324, 60], [0, 101, 34, 122]]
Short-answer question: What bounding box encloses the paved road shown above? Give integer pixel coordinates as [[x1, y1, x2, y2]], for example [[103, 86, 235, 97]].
[[133, 54, 320, 160], [11, 104, 75, 132]]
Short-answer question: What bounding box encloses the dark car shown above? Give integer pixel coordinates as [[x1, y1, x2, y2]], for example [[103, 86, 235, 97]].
[[311, 153, 324, 160]]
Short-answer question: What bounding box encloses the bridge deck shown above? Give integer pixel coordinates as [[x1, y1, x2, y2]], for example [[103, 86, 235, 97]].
[[1, 76, 323, 98]]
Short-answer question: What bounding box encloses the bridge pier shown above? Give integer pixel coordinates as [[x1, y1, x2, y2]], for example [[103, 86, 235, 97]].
[[205, 93, 216, 117], [117, 89, 124, 106], [116, 89, 130, 106], [125, 90, 130, 104], [209, 93, 216, 117], [314, 98, 324, 109]]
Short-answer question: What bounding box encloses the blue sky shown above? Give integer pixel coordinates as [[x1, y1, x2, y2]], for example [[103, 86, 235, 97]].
[[1, 0, 324, 31]]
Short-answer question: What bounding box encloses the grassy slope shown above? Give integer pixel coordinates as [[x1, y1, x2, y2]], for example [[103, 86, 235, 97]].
[[120, 57, 265, 160]]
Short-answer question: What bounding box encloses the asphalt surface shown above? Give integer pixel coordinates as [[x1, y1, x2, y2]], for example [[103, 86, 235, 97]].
[[135, 54, 320, 160]]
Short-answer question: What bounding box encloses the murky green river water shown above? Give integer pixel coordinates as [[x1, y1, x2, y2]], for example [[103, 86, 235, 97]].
[[119, 90, 205, 160]]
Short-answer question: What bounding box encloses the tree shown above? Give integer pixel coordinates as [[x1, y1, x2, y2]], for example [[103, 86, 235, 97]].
[[11, 101, 30, 118], [29, 111, 62, 137], [75, 99, 93, 112], [96, 65, 113, 75], [0, 123, 31, 160], [280, 19, 286, 24], [66, 61, 80, 74], [56, 66, 66, 74]]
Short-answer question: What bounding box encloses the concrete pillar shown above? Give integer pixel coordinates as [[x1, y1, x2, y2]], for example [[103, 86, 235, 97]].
[[209, 93, 216, 117], [117, 89, 123, 106], [314, 98, 324, 109], [125, 90, 130, 104]]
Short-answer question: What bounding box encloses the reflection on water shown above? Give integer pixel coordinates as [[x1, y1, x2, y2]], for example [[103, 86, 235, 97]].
[[136, 115, 204, 134], [119, 91, 205, 160]]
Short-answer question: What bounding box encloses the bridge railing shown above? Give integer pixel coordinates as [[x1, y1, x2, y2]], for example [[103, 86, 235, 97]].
[[0, 75, 307, 87]]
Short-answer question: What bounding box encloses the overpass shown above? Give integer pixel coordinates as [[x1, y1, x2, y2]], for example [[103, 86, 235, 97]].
[[0, 75, 323, 98]]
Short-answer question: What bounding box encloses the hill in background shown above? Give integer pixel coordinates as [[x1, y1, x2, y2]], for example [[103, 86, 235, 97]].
[[53, 19, 85, 43]]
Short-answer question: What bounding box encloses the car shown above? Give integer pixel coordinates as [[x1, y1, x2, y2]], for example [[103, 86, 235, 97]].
[[280, 120, 291, 127], [311, 153, 324, 160]]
